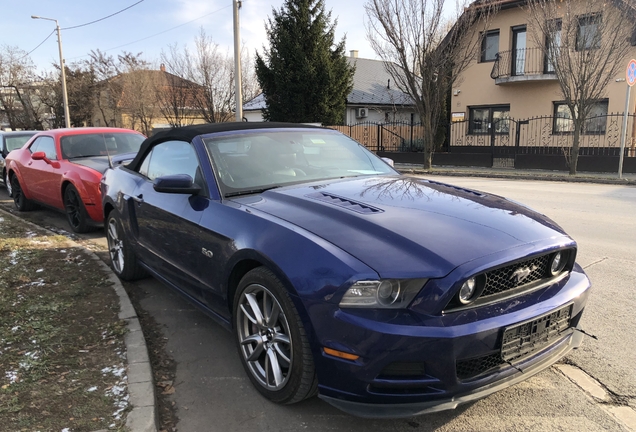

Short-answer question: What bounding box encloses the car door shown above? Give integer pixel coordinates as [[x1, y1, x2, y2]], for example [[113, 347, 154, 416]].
[[20, 136, 62, 205], [131, 140, 210, 301]]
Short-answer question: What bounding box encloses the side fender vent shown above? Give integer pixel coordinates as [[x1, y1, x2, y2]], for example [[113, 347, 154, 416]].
[[306, 192, 384, 215]]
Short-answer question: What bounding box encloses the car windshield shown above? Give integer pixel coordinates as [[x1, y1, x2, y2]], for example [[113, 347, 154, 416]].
[[61, 133, 145, 159], [203, 128, 396, 196], [6, 134, 35, 152]]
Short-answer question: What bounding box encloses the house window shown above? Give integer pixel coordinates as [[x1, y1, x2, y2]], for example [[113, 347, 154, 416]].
[[544, 19, 562, 73], [469, 105, 510, 134], [552, 100, 608, 134], [576, 14, 601, 51], [481, 30, 500, 62]]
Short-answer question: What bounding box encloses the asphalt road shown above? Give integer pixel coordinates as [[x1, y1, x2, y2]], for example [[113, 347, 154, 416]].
[[1, 176, 634, 432]]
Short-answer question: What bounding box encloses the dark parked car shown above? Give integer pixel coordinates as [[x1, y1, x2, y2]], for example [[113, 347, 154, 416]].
[[6, 127, 145, 232], [101, 122, 591, 418], [1, 130, 38, 196]]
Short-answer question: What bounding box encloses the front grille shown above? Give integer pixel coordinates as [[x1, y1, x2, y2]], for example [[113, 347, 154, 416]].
[[481, 254, 552, 298], [456, 353, 505, 380]]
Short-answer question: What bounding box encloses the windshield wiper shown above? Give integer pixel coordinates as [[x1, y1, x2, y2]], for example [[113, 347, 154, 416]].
[[224, 185, 282, 198]]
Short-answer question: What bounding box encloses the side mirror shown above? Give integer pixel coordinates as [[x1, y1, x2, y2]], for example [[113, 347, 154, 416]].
[[381, 157, 395, 167], [153, 174, 201, 195], [32, 151, 61, 168]]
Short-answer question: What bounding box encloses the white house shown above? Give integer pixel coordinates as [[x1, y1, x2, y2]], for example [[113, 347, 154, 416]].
[[243, 51, 416, 125]]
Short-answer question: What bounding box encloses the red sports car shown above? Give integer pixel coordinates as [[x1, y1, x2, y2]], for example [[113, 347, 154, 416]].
[[5, 127, 145, 233]]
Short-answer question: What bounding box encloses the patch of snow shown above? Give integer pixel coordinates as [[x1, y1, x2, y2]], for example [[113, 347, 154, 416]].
[[87, 386, 98, 392], [11, 326, 19, 332], [5, 370, 18, 383], [9, 251, 18, 265], [36, 268, 44, 273], [24, 351, 39, 360], [25, 231, 36, 238]]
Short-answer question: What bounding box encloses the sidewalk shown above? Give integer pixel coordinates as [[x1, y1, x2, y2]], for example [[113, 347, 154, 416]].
[[395, 163, 636, 186]]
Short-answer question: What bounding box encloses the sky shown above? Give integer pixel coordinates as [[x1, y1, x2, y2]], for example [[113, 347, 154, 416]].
[[2, 0, 378, 74]]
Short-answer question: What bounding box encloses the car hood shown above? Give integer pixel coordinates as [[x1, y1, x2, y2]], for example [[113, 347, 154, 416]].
[[70, 152, 137, 175], [238, 175, 569, 278]]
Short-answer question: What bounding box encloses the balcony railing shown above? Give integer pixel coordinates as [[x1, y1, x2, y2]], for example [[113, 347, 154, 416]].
[[490, 48, 557, 82]]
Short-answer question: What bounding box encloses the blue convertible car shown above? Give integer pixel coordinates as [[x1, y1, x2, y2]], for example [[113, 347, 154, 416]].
[[101, 122, 591, 418]]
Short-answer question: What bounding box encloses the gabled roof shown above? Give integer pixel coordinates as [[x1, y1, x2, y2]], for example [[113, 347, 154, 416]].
[[243, 57, 415, 112]]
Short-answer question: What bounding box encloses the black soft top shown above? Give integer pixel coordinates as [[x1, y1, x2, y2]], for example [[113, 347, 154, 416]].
[[126, 121, 326, 171]]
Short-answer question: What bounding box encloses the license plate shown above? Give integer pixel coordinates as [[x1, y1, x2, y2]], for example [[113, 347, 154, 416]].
[[501, 304, 572, 362]]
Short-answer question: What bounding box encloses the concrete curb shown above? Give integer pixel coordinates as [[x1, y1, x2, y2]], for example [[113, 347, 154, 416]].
[[0, 208, 158, 432], [396, 165, 636, 186]]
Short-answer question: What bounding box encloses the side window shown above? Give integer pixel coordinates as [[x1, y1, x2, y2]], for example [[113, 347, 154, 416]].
[[29, 136, 57, 160], [145, 140, 201, 182], [138, 151, 151, 178]]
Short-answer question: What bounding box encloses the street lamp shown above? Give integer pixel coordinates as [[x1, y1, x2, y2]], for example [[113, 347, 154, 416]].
[[31, 15, 71, 128], [233, 0, 243, 121]]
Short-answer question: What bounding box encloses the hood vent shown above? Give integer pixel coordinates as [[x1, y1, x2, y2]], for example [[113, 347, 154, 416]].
[[426, 180, 485, 197], [306, 192, 384, 214]]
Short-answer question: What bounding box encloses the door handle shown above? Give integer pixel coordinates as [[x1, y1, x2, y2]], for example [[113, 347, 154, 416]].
[[132, 194, 144, 203]]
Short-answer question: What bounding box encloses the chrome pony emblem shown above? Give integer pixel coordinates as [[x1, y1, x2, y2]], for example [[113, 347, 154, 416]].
[[510, 265, 537, 284]]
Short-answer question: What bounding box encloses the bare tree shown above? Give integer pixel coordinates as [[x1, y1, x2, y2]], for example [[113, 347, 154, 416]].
[[526, 0, 633, 174], [0, 45, 44, 130], [87, 51, 160, 134], [87, 50, 124, 128], [365, 0, 497, 169], [161, 29, 260, 123]]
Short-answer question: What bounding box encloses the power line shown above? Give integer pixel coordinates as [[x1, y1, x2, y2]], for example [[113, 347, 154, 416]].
[[20, 29, 56, 60], [69, 4, 232, 59], [62, 0, 146, 30]]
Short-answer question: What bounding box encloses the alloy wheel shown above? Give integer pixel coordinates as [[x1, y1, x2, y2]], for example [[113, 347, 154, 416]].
[[236, 284, 293, 391], [107, 218, 125, 274], [5, 172, 12, 196], [64, 188, 82, 230], [12, 177, 24, 208]]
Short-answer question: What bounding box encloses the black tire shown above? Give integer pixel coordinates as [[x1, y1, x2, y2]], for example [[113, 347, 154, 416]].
[[4, 169, 12, 198], [64, 184, 94, 233], [11, 174, 36, 211], [106, 209, 147, 281], [233, 267, 318, 404]]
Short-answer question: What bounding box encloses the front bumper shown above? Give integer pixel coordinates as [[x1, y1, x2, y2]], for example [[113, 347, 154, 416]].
[[319, 329, 583, 418], [305, 267, 591, 418]]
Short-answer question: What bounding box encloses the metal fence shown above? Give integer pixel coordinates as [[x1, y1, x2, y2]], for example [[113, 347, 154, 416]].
[[328, 121, 424, 153], [491, 48, 554, 79], [329, 115, 636, 158], [448, 113, 636, 157]]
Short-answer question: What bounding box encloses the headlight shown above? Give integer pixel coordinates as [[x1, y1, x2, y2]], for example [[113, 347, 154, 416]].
[[454, 275, 485, 306], [458, 278, 477, 304], [339, 279, 427, 309], [549, 251, 567, 276]]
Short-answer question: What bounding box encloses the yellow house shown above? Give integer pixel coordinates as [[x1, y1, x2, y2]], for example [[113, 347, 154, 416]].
[[92, 65, 207, 136], [445, 0, 636, 172]]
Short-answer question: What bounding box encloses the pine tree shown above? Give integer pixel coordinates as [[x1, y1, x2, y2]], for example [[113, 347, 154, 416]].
[[255, 0, 354, 125]]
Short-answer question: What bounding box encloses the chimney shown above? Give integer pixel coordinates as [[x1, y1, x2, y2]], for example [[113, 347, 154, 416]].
[[349, 50, 358, 58], [160, 63, 166, 72]]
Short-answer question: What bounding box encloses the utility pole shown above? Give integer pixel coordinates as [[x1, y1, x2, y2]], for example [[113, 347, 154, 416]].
[[32, 15, 71, 128], [233, 0, 243, 121]]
